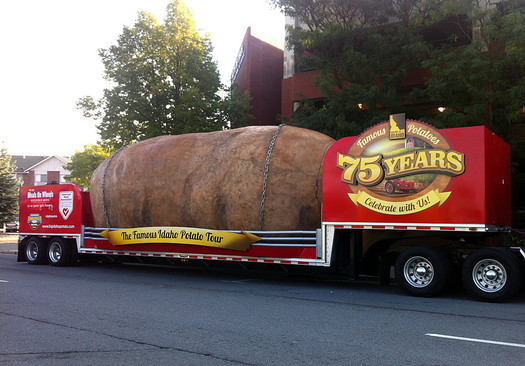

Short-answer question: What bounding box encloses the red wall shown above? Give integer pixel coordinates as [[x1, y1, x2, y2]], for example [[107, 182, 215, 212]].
[[233, 28, 284, 126], [281, 70, 324, 119], [48, 171, 60, 184]]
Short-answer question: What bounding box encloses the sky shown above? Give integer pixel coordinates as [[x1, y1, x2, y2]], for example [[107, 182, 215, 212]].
[[0, 0, 285, 157]]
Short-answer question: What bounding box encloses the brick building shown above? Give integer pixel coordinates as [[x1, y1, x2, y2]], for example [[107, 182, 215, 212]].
[[11, 155, 71, 186], [231, 27, 284, 126]]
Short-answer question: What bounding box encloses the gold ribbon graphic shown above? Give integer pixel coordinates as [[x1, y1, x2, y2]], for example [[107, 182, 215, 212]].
[[100, 227, 260, 251], [348, 189, 451, 215]]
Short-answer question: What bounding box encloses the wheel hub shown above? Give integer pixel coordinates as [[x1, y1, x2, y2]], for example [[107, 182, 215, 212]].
[[26, 243, 38, 261], [416, 266, 428, 278], [49, 243, 62, 262], [485, 269, 498, 282], [472, 260, 506, 293], [404, 256, 434, 288]]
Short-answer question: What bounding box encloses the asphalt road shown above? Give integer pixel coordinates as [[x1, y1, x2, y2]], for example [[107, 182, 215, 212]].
[[1, 249, 525, 366]]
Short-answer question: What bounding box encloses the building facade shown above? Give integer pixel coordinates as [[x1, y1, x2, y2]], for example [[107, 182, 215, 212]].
[[231, 27, 284, 126], [11, 155, 71, 186], [281, 16, 325, 120]]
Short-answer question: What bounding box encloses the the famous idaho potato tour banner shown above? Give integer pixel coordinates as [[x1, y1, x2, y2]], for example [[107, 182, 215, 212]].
[[100, 227, 260, 251]]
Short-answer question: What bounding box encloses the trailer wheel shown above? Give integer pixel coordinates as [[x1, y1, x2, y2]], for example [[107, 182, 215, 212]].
[[462, 248, 521, 302], [25, 237, 48, 265], [395, 247, 451, 297], [48, 238, 75, 267]]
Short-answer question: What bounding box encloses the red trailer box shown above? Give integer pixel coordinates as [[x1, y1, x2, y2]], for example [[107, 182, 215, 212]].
[[322, 121, 511, 230], [19, 184, 93, 237]]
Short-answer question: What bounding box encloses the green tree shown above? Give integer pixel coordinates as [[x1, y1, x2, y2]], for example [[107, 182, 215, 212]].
[[272, 0, 432, 138], [422, 1, 525, 139], [419, 2, 525, 211], [78, 0, 227, 150], [221, 86, 254, 129], [64, 145, 111, 190], [0, 147, 19, 224], [271, 0, 525, 138]]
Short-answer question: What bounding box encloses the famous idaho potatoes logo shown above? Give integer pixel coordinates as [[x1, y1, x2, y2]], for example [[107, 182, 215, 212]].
[[336, 116, 465, 215]]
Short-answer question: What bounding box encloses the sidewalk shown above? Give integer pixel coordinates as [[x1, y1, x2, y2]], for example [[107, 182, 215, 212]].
[[0, 234, 19, 255]]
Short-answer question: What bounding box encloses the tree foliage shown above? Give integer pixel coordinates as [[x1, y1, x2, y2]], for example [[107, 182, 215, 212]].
[[0, 147, 19, 224], [271, 0, 525, 140], [78, 0, 250, 151], [222, 86, 254, 129], [64, 145, 111, 190], [272, 0, 432, 138]]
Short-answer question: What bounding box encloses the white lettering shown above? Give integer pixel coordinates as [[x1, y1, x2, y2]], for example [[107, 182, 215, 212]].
[[357, 128, 386, 148]]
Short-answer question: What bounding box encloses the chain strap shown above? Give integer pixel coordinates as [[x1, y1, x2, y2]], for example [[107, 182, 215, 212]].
[[260, 124, 286, 230], [101, 145, 129, 228]]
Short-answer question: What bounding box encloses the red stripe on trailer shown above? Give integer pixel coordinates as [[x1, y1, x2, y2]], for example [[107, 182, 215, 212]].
[[328, 223, 489, 231], [76, 248, 325, 267]]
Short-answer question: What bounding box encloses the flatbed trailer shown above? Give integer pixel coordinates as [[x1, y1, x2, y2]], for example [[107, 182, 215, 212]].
[[17, 119, 525, 301]]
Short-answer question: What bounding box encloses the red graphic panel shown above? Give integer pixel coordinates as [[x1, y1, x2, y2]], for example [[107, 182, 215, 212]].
[[19, 184, 85, 235], [322, 124, 511, 227]]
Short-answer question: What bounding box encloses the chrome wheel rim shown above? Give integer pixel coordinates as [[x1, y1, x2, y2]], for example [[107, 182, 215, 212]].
[[26, 241, 38, 261], [403, 256, 434, 288], [48, 242, 62, 263], [472, 259, 506, 293]]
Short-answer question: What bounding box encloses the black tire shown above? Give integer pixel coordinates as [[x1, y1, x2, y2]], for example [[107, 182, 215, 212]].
[[25, 237, 48, 265], [385, 181, 396, 194], [48, 238, 76, 267], [395, 246, 452, 297], [462, 248, 521, 302]]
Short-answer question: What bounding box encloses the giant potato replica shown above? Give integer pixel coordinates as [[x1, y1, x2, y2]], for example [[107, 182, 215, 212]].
[[90, 125, 335, 231]]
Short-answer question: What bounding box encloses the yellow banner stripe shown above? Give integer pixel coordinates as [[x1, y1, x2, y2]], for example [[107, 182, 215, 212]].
[[348, 189, 451, 215], [100, 227, 260, 251]]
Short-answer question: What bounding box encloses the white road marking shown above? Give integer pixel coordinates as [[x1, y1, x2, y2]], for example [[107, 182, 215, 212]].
[[426, 333, 525, 349], [0, 280, 8, 283], [221, 279, 257, 283]]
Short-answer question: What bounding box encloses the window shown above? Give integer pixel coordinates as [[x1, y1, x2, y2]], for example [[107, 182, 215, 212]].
[[36, 174, 47, 183], [422, 15, 472, 47]]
